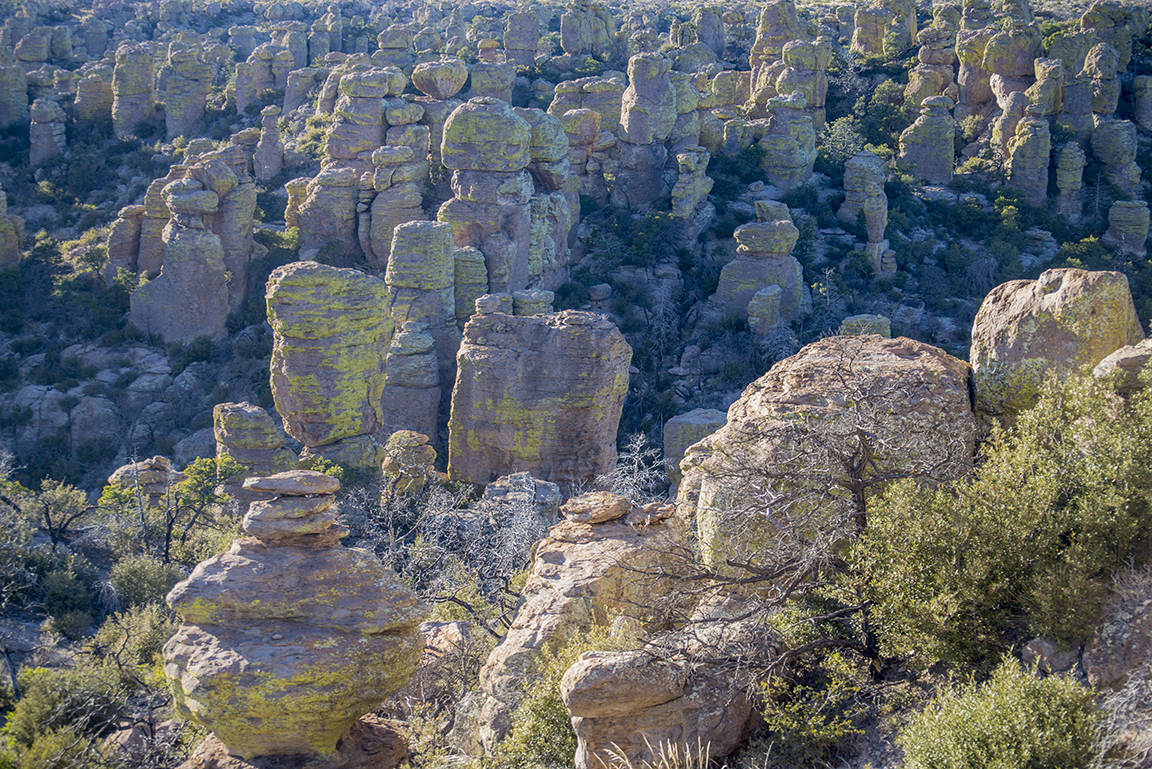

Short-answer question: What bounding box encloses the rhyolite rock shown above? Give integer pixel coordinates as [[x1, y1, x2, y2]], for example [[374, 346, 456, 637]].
[[897, 95, 954, 184], [1007, 117, 1050, 207], [266, 261, 390, 448], [0, 186, 22, 266], [453, 492, 686, 753], [1103, 201, 1150, 258], [663, 409, 727, 491], [448, 310, 631, 491], [164, 470, 426, 760], [28, 97, 65, 165], [129, 178, 230, 344], [411, 57, 467, 100], [970, 268, 1144, 422], [679, 335, 975, 572], [758, 92, 816, 190]]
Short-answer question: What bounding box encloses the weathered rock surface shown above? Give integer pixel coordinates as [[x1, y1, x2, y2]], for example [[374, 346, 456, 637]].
[[213, 402, 297, 477], [448, 310, 631, 490], [266, 262, 390, 448], [970, 268, 1143, 422], [663, 409, 727, 491], [177, 717, 408, 769], [1094, 339, 1152, 393], [454, 492, 687, 753], [164, 471, 426, 760], [679, 335, 975, 571]]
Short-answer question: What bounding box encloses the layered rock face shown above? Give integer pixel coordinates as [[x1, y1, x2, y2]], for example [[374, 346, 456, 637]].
[[454, 492, 686, 753], [897, 95, 954, 185], [112, 43, 154, 141], [970, 268, 1144, 423], [1056, 142, 1086, 222], [128, 177, 230, 343], [679, 335, 975, 571], [254, 105, 283, 181], [108, 456, 187, 508], [776, 38, 833, 128], [1091, 118, 1141, 196], [266, 261, 390, 451], [905, 25, 959, 108], [448, 309, 631, 490], [163, 470, 426, 760], [560, 0, 617, 58]]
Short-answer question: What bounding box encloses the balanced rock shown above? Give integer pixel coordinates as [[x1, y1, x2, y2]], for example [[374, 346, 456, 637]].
[[411, 57, 467, 100], [164, 470, 426, 759], [970, 268, 1143, 422], [448, 310, 631, 491]]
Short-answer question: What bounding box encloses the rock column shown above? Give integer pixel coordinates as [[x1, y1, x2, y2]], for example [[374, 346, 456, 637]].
[[776, 39, 833, 129], [708, 213, 811, 324], [448, 309, 631, 490], [161, 43, 211, 139], [838, 150, 890, 275], [1103, 201, 1150, 257], [759, 93, 817, 190], [1056, 142, 1085, 222], [1091, 118, 1141, 196], [437, 97, 534, 294], [129, 178, 230, 343], [29, 98, 66, 165], [1007, 115, 1050, 207], [505, 11, 540, 66], [254, 105, 283, 181], [613, 53, 677, 209], [897, 95, 954, 185], [381, 322, 440, 441], [112, 42, 154, 141]]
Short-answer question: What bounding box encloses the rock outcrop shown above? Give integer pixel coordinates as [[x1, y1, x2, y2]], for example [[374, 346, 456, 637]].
[[1007, 116, 1050, 207], [1103, 200, 1150, 257], [28, 97, 65, 165], [663, 408, 727, 491], [160, 43, 211, 140], [1094, 339, 1152, 393], [758, 92, 817, 190], [454, 492, 686, 753], [0, 185, 22, 265], [163, 470, 426, 759], [679, 335, 975, 572], [448, 309, 631, 490], [970, 268, 1144, 422]]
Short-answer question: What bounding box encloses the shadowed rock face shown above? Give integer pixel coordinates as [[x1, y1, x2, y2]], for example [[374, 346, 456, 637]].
[[164, 470, 426, 760], [447, 309, 631, 491], [112, 42, 154, 141], [970, 268, 1143, 423]]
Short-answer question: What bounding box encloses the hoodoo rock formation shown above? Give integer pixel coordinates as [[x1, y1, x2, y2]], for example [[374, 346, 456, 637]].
[[448, 308, 631, 491], [164, 470, 426, 760]]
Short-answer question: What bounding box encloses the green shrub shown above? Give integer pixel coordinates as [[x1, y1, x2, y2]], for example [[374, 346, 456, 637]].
[[109, 555, 186, 609], [899, 659, 1099, 769], [854, 374, 1152, 667], [759, 652, 866, 768], [3, 667, 121, 751]]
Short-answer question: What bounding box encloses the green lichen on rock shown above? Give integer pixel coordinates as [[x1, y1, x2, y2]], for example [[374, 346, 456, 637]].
[[971, 268, 1144, 422], [265, 261, 392, 448]]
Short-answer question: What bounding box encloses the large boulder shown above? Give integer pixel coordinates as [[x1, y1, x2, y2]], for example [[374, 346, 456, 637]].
[[679, 335, 975, 572], [448, 309, 631, 490], [970, 268, 1143, 422], [164, 471, 426, 759]]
